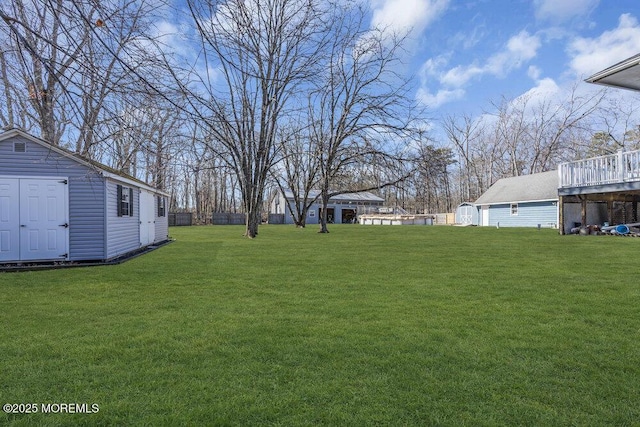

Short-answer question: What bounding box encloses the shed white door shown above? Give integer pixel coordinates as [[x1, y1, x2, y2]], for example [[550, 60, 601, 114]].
[[139, 190, 155, 246], [460, 205, 473, 225], [0, 179, 20, 261], [19, 179, 68, 261]]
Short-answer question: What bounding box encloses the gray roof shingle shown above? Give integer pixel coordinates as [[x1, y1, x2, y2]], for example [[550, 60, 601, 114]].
[[474, 170, 558, 205]]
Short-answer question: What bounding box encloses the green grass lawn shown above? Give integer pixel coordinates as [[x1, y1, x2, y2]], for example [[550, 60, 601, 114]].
[[1, 225, 639, 426]]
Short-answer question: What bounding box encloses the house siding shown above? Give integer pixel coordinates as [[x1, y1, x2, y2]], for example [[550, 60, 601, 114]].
[[487, 201, 558, 227], [0, 135, 106, 260], [105, 179, 140, 259]]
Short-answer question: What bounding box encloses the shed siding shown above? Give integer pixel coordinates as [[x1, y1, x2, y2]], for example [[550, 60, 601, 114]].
[[0, 135, 105, 260], [105, 179, 140, 259], [488, 201, 558, 227], [155, 195, 169, 243]]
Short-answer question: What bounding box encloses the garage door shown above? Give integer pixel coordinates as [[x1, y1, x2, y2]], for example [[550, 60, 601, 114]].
[[0, 178, 69, 262]]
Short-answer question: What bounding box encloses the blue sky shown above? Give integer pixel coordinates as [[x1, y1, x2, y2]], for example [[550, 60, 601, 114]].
[[391, 0, 640, 118], [159, 0, 640, 122]]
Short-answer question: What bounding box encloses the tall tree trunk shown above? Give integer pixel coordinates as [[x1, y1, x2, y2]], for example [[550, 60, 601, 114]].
[[318, 187, 330, 233]]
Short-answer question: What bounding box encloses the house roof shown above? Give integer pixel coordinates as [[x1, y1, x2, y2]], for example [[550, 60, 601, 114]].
[[474, 170, 558, 205], [284, 189, 384, 203], [0, 128, 168, 196], [585, 53, 640, 92]]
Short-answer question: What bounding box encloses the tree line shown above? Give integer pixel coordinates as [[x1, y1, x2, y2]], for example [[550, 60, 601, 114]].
[[2, 0, 639, 237]]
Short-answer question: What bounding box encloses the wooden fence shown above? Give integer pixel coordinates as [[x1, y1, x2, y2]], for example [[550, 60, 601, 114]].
[[212, 213, 246, 225], [169, 212, 193, 226]]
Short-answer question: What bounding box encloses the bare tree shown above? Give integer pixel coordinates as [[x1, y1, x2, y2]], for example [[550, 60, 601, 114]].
[[309, 6, 416, 233], [0, 0, 87, 144], [442, 113, 494, 201], [273, 119, 322, 227], [183, 0, 329, 238], [1, 0, 173, 155], [585, 91, 640, 156]]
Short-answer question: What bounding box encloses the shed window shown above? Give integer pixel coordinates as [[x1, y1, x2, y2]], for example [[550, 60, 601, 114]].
[[157, 196, 166, 217], [510, 203, 518, 216], [117, 185, 134, 217]]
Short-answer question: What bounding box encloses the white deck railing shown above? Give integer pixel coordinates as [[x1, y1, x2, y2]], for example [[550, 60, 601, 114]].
[[559, 150, 640, 188]]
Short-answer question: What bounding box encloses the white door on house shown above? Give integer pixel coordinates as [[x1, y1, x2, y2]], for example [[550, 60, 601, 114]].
[[139, 190, 155, 246], [0, 178, 20, 261], [481, 205, 489, 226], [19, 179, 68, 261]]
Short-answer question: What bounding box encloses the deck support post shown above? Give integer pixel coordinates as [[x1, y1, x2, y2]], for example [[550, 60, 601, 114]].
[[608, 197, 614, 225], [581, 196, 587, 228], [558, 196, 564, 235]]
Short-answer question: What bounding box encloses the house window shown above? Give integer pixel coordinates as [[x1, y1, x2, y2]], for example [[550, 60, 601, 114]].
[[157, 196, 166, 217], [510, 203, 518, 216], [117, 185, 134, 217]]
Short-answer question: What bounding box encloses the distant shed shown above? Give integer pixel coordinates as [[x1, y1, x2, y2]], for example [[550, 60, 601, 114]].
[[455, 202, 479, 225]]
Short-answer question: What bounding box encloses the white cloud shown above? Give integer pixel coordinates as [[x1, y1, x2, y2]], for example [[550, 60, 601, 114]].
[[417, 29, 542, 108], [534, 0, 599, 22], [370, 0, 450, 35], [422, 30, 541, 91], [439, 64, 483, 87], [519, 77, 561, 102], [416, 87, 465, 108], [569, 13, 640, 77], [528, 65, 542, 80], [484, 30, 541, 76]]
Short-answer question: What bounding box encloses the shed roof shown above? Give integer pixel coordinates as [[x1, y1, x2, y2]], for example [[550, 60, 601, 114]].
[[585, 53, 640, 92], [474, 170, 558, 205], [0, 128, 168, 196], [284, 189, 384, 203]]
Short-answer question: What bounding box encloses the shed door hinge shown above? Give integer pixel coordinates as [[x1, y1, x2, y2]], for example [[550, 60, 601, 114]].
[[59, 179, 68, 184], [59, 223, 69, 228]]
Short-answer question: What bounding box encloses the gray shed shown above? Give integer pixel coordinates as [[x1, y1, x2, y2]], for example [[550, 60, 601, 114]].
[[0, 129, 169, 264]]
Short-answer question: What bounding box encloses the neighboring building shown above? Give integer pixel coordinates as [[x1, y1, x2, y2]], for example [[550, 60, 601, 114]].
[[271, 189, 384, 225], [0, 129, 169, 264], [553, 53, 640, 234], [474, 171, 560, 228], [470, 54, 640, 233]]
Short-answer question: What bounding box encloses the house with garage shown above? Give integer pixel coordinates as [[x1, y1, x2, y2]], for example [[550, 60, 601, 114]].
[[0, 129, 169, 264], [271, 189, 384, 225], [473, 170, 560, 228], [555, 53, 640, 234]]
